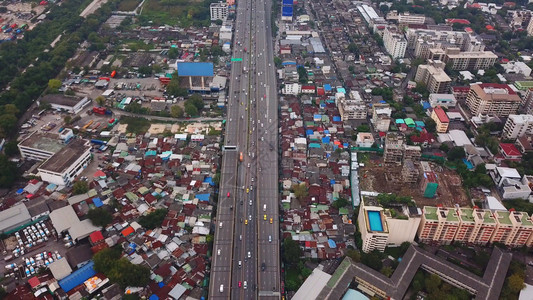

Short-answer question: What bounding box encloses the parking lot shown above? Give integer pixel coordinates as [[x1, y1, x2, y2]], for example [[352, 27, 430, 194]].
[[0, 1, 45, 40]]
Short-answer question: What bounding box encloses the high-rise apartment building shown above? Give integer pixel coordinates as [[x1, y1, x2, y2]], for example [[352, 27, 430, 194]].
[[383, 26, 407, 59], [418, 206, 460, 245], [414, 60, 451, 94], [502, 114, 533, 140], [210, 1, 228, 21], [442, 48, 498, 71], [430, 106, 450, 133], [466, 83, 521, 117]]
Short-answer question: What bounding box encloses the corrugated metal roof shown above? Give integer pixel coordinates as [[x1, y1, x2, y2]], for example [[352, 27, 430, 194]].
[[58, 260, 96, 292], [177, 62, 214, 77]]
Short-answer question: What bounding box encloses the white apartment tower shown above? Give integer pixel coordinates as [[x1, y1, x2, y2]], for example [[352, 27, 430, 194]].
[[210, 1, 228, 21], [502, 114, 533, 140], [383, 26, 407, 59]]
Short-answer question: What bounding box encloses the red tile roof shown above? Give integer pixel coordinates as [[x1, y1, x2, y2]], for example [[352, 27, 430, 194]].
[[90, 231, 104, 244], [500, 143, 522, 157], [433, 106, 449, 123]]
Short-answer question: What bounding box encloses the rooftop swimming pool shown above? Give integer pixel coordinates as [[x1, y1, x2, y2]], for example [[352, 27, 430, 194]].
[[368, 210, 383, 232]]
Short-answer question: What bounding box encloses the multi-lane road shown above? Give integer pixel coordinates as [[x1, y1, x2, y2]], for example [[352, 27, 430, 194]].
[[209, 0, 280, 298]]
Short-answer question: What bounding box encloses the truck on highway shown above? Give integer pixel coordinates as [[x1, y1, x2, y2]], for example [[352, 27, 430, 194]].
[[239, 152, 243, 162]]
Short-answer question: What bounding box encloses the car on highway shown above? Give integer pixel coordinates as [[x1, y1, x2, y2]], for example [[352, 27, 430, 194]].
[[239, 261, 242, 268], [247, 251, 251, 258], [264, 214, 267, 220], [249, 215, 252, 220], [239, 281, 242, 288], [270, 218, 273, 224], [261, 262, 266, 271], [269, 235, 272, 243], [249, 199, 252, 206], [244, 281, 248, 289], [227, 192, 230, 197], [246, 188, 249, 193], [245, 219, 248, 225]]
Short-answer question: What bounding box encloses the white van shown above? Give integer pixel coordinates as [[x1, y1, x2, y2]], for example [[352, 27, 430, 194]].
[[219, 222, 223, 228], [263, 204, 266, 211], [220, 284, 224, 293]]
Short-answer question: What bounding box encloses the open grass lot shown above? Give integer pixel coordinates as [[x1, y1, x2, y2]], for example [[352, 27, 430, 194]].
[[118, 0, 142, 11], [140, 0, 213, 26]]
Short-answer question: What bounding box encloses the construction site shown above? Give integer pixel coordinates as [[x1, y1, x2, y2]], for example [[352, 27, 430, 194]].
[[358, 133, 470, 208]]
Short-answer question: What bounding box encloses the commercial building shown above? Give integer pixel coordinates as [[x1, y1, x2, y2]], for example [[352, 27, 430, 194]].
[[441, 48, 498, 71], [282, 83, 301, 95], [428, 93, 457, 108], [37, 95, 91, 114], [210, 1, 228, 21], [431, 106, 450, 133], [292, 268, 331, 300], [357, 196, 421, 252], [465, 83, 521, 117], [336, 92, 367, 121], [355, 132, 374, 148], [371, 103, 392, 132], [18, 132, 65, 161], [502, 61, 532, 77], [386, 11, 425, 24], [383, 26, 407, 59], [502, 114, 533, 140], [38, 139, 92, 186], [414, 60, 452, 94], [0, 204, 32, 234], [176, 62, 215, 94]]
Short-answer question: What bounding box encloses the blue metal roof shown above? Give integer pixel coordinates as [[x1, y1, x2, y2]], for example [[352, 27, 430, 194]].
[[204, 177, 214, 186], [93, 198, 103, 207], [324, 84, 332, 91], [59, 261, 96, 292], [196, 193, 210, 201], [322, 137, 330, 144], [328, 239, 337, 248], [332, 116, 341, 122], [306, 129, 313, 136], [177, 62, 214, 77], [149, 295, 160, 300]]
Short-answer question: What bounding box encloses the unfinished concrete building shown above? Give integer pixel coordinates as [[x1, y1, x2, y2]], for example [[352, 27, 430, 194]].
[[384, 133, 405, 165], [402, 159, 420, 183]]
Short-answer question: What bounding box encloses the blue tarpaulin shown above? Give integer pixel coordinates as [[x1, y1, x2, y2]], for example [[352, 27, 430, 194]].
[[306, 129, 314, 136], [328, 239, 337, 248], [422, 101, 431, 110], [330, 180, 335, 185], [322, 137, 330, 144], [149, 295, 160, 300], [59, 261, 96, 292], [204, 177, 214, 186], [93, 198, 103, 207], [158, 282, 165, 288], [16, 188, 24, 194], [324, 130, 330, 134], [196, 193, 210, 201], [337, 87, 346, 94], [343, 143, 349, 148], [332, 116, 341, 122], [313, 114, 321, 120], [324, 84, 332, 91]]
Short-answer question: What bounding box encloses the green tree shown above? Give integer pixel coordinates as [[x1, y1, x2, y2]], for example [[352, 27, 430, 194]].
[[361, 250, 383, 271], [138, 209, 167, 229], [48, 79, 62, 90], [297, 66, 308, 83], [274, 56, 282, 68], [0, 114, 18, 137], [166, 78, 188, 97], [95, 95, 106, 107], [356, 125, 370, 132], [93, 247, 122, 274], [72, 180, 89, 195], [64, 115, 72, 124], [346, 249, 361, 262], [332, 197, 349, 209], [168, 47, 179, 59], [3, 140, 19, 157], [137, 65, 152, 76], [170, 105, 184, 118], [186, 94, 204, 110], [380, 266, 393, 277], [282, 237, 303, 266], [425, 274, 442, 294], [3, 104, 19, 116], [292, 183, 308, 201], [0, 154, 17, 187], [508, 273, 525, 293], [424, 118, 437, 133], [185, 104, 198, 117], [87, 207, 113, 227], [447, 146, 466, 161], [347, 43, 359, 55]]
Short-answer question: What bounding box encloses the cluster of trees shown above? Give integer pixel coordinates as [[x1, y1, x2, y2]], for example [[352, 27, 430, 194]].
[[456, 163, 494, 189], [138, 209, 167, 230], [371, 87, 394, 101], [0, 0, 119, 140], [411, 271, 471, 300], [87, 207, 113, 227], [508, 152, 533, 177], [292, 183, 308, 203], [475, 122, 502, 154], [297, 66, 308, 84], [376, 193, 414, 207], [93, 247, 150, 288], [332, 197, 350, 209], [0, 155, 17, 188], [72, 181, 89, 195], [184, 94, 204, 117]]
